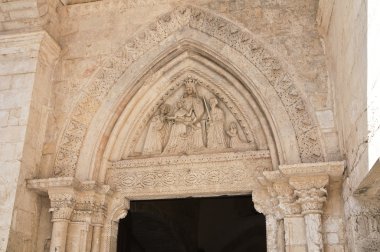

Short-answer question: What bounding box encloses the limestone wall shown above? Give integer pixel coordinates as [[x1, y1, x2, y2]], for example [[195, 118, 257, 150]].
[[41, 0, 340, 178], [0, 31, 59, 251], [322, 0, 380, 251], [0, 0, 354, 251]]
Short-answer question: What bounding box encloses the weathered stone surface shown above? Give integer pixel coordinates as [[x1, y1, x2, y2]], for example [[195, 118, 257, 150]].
[[0, 0, 376, 251]]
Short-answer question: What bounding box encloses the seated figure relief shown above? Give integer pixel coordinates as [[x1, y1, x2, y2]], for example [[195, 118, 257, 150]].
[[140, 79, 256, 157]]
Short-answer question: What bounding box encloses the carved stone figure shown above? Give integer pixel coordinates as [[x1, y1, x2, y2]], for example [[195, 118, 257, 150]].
[[163, 79, 206, 154], [142, 104, 171, 155], [226, 122, 251, 149], [163, 100, 189, 154], [181, 80, 206, 151], [206, 97, 227, 149]]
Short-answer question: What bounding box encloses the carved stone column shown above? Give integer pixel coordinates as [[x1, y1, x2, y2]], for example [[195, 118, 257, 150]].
[[66, 209, 93, 252], [273, 181, 307, 252], [91, 205, 106, 252], [48, 190, 75, 252], [252, 180, 283, 252], [99, 195, 129, 252], [290, 176, 328, 252]]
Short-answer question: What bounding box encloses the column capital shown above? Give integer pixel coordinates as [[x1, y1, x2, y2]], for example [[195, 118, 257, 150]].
[[252, 187, 281, 218], [296, 187, 327, 214], [274, 181, 302, 216], [289, 175, 329, 214], [48, 189, 76, 221]]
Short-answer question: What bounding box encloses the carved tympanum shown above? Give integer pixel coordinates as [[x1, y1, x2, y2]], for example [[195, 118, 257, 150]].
[[135, 76, 256, 157]]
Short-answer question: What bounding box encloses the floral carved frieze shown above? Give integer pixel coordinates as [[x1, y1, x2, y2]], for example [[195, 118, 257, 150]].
[[106, 150, 272, 197], [54, 5, 324, 177]]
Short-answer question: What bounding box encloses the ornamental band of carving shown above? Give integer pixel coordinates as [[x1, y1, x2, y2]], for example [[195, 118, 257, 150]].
[[54, 5, 323, 176], [106, 150, 272, 197]]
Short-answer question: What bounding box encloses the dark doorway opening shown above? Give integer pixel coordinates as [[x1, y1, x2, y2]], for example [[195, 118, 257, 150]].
[[117, 195, 266, 252]]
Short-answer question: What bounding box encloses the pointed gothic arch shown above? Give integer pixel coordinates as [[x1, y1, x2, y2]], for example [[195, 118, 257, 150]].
[[53, 5, 326, 181], [25, 6, 347, 252]]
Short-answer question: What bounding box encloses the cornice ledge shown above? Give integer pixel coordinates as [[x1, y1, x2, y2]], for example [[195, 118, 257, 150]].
[[27, 177, 109, 194], [27, 177, 79, 193], [0, 30, 60, 60], [279, 161, 345, 181]]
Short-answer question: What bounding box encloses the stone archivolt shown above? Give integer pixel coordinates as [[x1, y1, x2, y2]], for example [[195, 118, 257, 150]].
[[54, 5, 324, 177]]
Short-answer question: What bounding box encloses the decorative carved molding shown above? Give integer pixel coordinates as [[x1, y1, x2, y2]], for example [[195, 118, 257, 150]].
[[113, 150, 269, 169], [49, 191, 75, 221], [107, 150, 271, 197], [71, 209, 93, 223], [49, 192, 75, 209], [51, 207, 74, 221], [54, 5, 324, 177], [66, 0, 163, 17]]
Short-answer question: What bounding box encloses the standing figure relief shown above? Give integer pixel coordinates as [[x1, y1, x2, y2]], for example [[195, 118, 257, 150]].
[[206, 97, 227, 149], [226, 122, 252, 149], [140, 79, 256, 156], [142, 104, 171, 155]]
